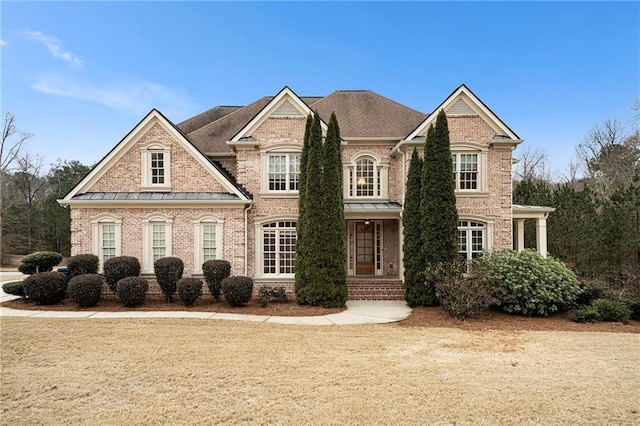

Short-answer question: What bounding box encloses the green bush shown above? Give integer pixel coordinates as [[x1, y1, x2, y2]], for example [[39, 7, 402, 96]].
[[154, 257, 184, 302], [22, 272, 67, 305], [116, 277, 148, 307], [591, 298, 631, 323], [67, 274, 103, 307], [18, 251, 63, 274], [569, 306, 600, 323], [2, 281, 25, 298], [67, 254, 100, 278], [623, 299, 640, 320], [431, 260, 493, 320], [103, 256, 141, 293], [258, 285, 288, 303], [177, 278, 203, 307], [484, 249, 581, 316], [574, 281, 606, 307], [203, 260, 231, 301], [222, 276, 253, 307]]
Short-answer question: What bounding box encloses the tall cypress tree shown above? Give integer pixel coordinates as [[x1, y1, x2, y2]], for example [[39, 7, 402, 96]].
[[403, 148, 425, 307], [294, 114, 313, 302], [319, 112, 347, 307], [420, 110, 459, 305]]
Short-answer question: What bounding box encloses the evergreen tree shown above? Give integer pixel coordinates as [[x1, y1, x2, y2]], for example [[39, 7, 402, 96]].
[[319, 112, 347, 307], [294, 114, 313, 301], [419, 110, 459, 305], [403, 148, 425, 306]]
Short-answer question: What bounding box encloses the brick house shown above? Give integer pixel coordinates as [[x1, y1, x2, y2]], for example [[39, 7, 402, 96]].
[[60, 84, 552, 299]]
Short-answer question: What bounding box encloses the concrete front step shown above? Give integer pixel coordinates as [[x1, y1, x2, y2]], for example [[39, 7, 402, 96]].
[[347, 279, 404, 301]]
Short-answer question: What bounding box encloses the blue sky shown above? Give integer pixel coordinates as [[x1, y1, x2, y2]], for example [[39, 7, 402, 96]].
[[1, 1, 638, 177]]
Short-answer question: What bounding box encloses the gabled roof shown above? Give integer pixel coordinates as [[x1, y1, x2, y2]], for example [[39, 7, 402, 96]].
[[177, 105, 242, 134], [405, 84, 521, 142], [311, 90, 427, 138], [59, 109, 251, 204]]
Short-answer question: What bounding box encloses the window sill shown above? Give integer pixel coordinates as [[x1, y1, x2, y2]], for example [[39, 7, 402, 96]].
[[455, 191, 489, 198], [344, 198, 390, 203], [140, 186, 172, 192], [259, 192, 299, 199], [254, 276, 295, 282]]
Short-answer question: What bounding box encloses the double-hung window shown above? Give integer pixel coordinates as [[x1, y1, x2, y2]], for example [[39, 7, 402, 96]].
[[140, 141, 171, 191], [268, 154, 300, 192], [452, 153, 478, 190], [142, 213, 173, 273], [193, 214, 224, 274], [346, 153, 388, 200], [91, 213, 122, 270]]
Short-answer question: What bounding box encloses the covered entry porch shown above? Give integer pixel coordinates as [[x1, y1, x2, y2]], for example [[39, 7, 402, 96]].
[[512, 204, 556, 257]]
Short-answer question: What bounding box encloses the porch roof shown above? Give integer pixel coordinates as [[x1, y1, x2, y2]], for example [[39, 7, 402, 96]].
[[71, 192, 242, 201], [344, 202, 403, 218], [512, 204, 555, 219]]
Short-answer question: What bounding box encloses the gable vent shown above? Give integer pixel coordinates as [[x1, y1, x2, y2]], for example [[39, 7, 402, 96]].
[[272, 99, 304, 117], [446, 98, 477, 115]]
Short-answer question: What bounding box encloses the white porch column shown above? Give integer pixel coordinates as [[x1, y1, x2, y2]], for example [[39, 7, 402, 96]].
[[536, 216, 548, 257], [515, 218, 525, 252]]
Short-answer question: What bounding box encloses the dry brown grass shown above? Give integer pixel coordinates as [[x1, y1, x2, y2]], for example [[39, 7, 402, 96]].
[[2, 318, 639, 425]]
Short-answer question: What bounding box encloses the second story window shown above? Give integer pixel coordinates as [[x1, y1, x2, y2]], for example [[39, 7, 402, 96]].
[[452, 153, 478, 190], [346, 152, 388, 200], [150, 152, 165, 184], [268, 154, 300, 191]]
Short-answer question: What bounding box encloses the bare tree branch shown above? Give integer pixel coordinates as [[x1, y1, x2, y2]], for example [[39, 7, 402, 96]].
[[1, 112, 33, 174]]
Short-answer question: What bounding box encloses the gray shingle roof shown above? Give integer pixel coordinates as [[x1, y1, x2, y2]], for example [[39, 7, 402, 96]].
[[177, 106, 242, 134]]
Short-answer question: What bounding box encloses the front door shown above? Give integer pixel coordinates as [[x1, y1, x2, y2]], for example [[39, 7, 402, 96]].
[[356, 221, 375, 275]]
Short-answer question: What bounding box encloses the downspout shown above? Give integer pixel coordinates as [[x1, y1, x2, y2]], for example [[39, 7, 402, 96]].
[[244, 202, 253, 276]]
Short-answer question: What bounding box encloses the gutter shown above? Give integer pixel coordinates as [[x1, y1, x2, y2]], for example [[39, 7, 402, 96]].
[[244, 202, 253, 276]]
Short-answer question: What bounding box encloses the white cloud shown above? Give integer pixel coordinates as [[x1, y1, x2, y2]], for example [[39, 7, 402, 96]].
[[0, 39, 7, 47], [31, 75, 194, 118], [25, 31, 83, 67]]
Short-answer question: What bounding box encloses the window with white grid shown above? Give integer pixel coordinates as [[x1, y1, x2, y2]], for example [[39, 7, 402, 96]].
[[202, 224, 217, 262], [150, 152, 165, 184], [100, 224, 116, 264], [262, 221, 297, 276], [267, 154, 300, 193], [458, 220, 485, 261], [152, 224, 166, 261], [452, 153, 478, 190]]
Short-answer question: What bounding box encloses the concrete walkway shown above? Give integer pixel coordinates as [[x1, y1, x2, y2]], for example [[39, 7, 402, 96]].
[[0, 273, 412, 325]]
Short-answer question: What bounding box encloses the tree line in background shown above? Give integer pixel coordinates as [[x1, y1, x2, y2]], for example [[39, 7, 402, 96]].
[[1, 113, 91, 263], [514, 115, 639, 294]]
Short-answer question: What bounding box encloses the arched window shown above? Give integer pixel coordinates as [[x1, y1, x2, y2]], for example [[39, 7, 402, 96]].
[[91, 213, 122, 268], [458, 220, 486, 260], [140, 140, 172, 191], [193, 214, 224, 274], [142, 213, 173, 273], [256, 219, 297, 277], [346, 153, 388, 199]]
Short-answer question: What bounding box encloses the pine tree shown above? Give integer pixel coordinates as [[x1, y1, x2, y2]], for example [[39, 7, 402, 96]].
[[419, 110, 459, 305], [294, 114, 313, 302], [403, 148, 425, 307]]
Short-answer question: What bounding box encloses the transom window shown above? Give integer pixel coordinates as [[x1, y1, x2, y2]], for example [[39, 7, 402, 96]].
[[268, 154, 300, 191], [262, 221, 297, 276], [452, 153, 478, 190], [458, 220, 485, 260]]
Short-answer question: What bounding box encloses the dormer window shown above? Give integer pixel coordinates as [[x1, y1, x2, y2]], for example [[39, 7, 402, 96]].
[[345, 152, 388, 200], [140, 141, 171, 191]]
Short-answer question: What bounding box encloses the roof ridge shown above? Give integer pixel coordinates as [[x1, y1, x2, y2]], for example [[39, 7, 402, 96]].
[[188, 96, 273, 136]]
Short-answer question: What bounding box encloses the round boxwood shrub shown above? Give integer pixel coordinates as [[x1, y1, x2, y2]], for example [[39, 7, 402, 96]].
[[67, 254, 100, 278], [18, 251, 63, 274], [222, 276, 254, 307], [591, 298, 631, 323], [22, 271, 67, 305], [154, 257, 184, 303], [103, 256, 141, 293], [67, 274, 103, 307], [177, 277, 203, 306], [2, 281, 25, 298], [116, 277, 148, 307], [203, 260, 231, 301], [484, 249, 581, 316]]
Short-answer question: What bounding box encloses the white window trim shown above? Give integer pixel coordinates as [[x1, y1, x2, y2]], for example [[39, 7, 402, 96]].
[[457, 216, 494, 260], [193, 213, 224, 274], [451, 143, 488, 194], [260, 146, 302, 197], [254, 216, 298, 280], [140, 140, 172, 191], [142, 212, 173, 273], [344, 151, 389, 201], [90, 213, 122, 271]]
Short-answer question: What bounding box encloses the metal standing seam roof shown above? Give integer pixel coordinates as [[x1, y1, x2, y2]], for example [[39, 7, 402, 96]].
[[344, 202, 403, 211], [71, 192, 243, 201]]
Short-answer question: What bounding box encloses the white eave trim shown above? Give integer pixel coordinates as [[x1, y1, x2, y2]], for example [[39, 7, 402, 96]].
[[58, 199, 252, 208]]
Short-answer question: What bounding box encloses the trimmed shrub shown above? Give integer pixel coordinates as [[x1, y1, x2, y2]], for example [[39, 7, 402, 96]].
[[203, 260, 231, 301], [431, 260, 493, 320], [2, 281, 25, 298], [154, 257, 184, 303], [103, 256, 141, 293], [222, 276, 253, 307], [591, 298, 631, 323], [258, 285, 288, 303], [19, 251, 63, 274], [22, 272, 67, 305], [67, 274, 103, 307], [485, 249, 581, 316], [177, 278, 203, 306], [569, 306, 600, 323], [67, 254, 99, 278], [116, 277, 148, 307]]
